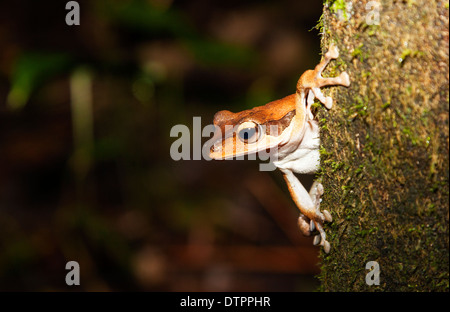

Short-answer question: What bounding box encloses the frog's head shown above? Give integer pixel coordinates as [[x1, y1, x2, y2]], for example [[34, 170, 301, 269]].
[[209, 94, 306, 160]]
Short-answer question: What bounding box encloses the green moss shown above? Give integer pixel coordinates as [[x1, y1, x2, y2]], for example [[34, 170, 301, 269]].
[[330, 0, 350, 20], [317, 0, 449, 292], [398, 49, 424, 66], [313, 12, 326, 34], [351, 44, 365, 62], [381, 100, 390, 109], [367, 25, 380, 36]]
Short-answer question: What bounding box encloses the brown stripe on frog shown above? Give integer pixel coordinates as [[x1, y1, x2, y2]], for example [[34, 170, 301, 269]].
[[212, 94, 299, 140], [262, 110, 295, 136]]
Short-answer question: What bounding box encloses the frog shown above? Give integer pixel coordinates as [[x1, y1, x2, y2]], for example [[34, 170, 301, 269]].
[[209, 44, 350, 253]]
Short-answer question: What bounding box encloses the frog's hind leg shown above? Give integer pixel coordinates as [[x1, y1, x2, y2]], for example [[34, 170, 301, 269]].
[[281, 169, 332, 253]]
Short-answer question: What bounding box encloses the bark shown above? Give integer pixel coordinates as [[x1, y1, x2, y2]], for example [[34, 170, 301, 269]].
[[316, 0, 449, 291]]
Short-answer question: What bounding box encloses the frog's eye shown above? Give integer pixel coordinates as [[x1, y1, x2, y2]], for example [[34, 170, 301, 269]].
[[237, 121, 261, 144]]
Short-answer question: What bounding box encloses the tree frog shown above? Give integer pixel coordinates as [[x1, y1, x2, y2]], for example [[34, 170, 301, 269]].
[[209, 44, 350, 253]]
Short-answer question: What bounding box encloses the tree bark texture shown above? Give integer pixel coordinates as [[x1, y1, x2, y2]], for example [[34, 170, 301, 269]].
[[317, 0, 449, 291]]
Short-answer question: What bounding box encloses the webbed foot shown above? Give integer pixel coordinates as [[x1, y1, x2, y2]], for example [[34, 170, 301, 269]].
[[297, 181, 333, 253]]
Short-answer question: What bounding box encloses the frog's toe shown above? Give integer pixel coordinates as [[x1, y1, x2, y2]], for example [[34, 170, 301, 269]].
[[323, 240, 331, 253], [340, 72, 351, 87], [316, 182, 324, 196], [326, 44, 339, 59], [324, 96, 333, 109], [298, 214, 311, 236], [323, 210, 333, 223], [313, 234, 321, 246], [311, 220, 331, 253], [310, 219, 315, 232]]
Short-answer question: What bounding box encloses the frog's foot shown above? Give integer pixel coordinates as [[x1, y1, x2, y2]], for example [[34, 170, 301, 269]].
[[310, 70, 350, 110], [298, 214, 331, 254], [309, 182, 332, 253], [281, 170, 333, 253], [312, 221, 331, 254], [300, 44, 351, 117]]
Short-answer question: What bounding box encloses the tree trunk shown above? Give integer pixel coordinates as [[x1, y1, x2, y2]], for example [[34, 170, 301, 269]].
[[317, 0, 449, 291]]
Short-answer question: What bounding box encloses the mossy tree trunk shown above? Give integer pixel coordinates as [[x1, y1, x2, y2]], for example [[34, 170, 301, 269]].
[[317, 0, 449, 291]]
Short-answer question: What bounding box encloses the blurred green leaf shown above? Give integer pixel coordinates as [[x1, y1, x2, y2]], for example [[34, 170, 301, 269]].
[[7, 52, 73, 109]]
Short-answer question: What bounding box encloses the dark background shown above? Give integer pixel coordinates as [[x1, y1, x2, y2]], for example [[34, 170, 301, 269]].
[[0, 0, 324, 291]]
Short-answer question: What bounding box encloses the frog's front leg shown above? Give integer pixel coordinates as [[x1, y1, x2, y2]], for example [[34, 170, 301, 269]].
[[281, 169, 332, 253], [298, 44, 351, 119]]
